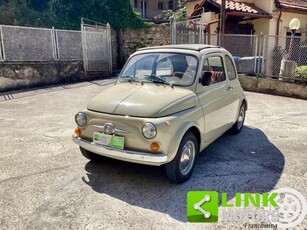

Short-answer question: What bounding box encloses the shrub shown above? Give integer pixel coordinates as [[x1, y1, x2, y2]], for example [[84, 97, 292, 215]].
[[295, 66, 307, 80]]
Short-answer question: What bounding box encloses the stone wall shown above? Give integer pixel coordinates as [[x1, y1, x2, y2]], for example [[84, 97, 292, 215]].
[[239, 75, 307, 100], [0, 61, 88, 92], [119, 24, 171, 64]]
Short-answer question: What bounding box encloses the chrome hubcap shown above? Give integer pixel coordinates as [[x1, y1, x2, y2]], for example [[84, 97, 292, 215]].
[[237, 106, 245, 130], [179, 140, 195, 176]]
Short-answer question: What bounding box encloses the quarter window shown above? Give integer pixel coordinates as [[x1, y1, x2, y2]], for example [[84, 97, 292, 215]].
[[202, 56, 226, 85], [225, 55, 237, 80]]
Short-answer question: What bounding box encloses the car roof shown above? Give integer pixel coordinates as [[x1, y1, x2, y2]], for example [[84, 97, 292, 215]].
[[138, 44, 220, 52]]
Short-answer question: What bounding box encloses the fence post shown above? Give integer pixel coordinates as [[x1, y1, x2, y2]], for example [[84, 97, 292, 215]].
[[200, 13, 205, 44], [0, 25, 5, 61], [106, 23, 112, 76], [51, 26, 59, 61], [171, 17, 176, 45], [81, 21, 88, 77]]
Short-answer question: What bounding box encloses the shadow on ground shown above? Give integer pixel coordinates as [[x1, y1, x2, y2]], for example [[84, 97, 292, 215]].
[[82, 126, 284, 222]]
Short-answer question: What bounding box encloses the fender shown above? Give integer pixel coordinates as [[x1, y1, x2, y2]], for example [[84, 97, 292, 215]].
[[165, 120, 202, 163]]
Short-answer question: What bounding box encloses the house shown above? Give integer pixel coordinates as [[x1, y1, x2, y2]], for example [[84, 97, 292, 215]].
[[184, 0, 307, 36], [131, 0, 179, 22]]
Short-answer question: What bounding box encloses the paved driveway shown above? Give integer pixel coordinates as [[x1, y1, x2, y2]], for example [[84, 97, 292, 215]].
[[0, 79, 306, 229]]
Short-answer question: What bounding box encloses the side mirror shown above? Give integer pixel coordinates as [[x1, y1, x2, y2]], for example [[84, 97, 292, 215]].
[[201, 71, 212, 86]]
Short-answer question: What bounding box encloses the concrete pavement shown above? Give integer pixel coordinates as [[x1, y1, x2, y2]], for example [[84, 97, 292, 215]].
[[0, 80, 306, 229]]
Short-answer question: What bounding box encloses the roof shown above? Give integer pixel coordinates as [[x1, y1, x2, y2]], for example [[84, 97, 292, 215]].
[[138, 44, 219, 51], [190, 0, 272, 18], [275, 0, 307, 12]]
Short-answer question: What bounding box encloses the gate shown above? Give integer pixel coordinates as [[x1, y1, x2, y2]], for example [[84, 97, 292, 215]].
[[171, 17, 204, 45], [81, 18, 112, 76]]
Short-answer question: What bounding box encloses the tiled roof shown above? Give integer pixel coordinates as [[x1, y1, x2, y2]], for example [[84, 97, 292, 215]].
[[275, 0, 307, 12], [191, 0, 271, 18]]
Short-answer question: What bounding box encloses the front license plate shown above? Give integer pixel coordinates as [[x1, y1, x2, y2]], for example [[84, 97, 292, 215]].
[[93, 132, 125, 149]]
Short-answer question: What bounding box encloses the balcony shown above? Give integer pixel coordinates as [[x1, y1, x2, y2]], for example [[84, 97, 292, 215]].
[[133, 8, 169, 22]]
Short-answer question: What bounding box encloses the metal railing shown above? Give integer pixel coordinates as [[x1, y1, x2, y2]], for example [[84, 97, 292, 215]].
[[171, 19, 307, 81]]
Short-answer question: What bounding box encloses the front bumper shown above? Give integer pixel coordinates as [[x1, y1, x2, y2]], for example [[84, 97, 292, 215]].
[[72, 135, 168, 166]]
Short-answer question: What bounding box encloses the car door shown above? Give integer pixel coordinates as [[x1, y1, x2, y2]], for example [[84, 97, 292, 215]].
[[224, 54, 241, 123], [196, 54, 234, 143]]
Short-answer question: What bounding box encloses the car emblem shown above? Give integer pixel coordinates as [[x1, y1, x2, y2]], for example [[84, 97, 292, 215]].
[[104, 123, 115, 135]]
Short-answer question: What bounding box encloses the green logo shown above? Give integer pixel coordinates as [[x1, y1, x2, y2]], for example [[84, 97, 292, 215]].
[[187, 191, 219, 223]]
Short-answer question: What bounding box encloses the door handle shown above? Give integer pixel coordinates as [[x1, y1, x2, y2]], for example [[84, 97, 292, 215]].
[[227, 86, 233, 91]]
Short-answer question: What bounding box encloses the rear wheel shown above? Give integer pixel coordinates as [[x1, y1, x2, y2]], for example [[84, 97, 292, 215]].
[[80, 147, 101, 161], [166, 132, 198, 184], [230, 102, 246, 135]]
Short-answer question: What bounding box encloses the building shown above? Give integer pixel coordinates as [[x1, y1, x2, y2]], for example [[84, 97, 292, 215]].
[[131, 0, 179, 22], [184, 0, 307, 36]]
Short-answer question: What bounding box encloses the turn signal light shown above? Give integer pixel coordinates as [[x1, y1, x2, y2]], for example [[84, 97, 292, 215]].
[[74, 127, 81, 137], [150, 142, 160, 153]]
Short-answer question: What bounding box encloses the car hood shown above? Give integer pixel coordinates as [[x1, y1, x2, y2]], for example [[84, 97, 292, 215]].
[[87, 83, 196, 117]]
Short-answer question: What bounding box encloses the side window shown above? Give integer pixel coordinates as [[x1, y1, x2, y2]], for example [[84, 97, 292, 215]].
[[225, 55, 237, 80], [202, 56, 226, 86]]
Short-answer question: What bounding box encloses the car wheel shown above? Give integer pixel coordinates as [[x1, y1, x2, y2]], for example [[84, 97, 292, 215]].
[[230, 102, 246, 135], [166, 132, 198, 184], [80, 147, 101, 161]]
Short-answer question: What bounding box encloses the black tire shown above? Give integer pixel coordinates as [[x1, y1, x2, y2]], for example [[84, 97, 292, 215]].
[[166, 132, 198, 184], [80, 147, 101, 161], [230, 102, 246, 135]]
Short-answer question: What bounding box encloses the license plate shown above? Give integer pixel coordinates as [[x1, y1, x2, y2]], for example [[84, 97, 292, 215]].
[[93, 132, 125, 149]]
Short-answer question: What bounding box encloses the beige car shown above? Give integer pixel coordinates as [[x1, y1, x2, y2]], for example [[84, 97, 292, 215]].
[[73, 44, 247, 183]]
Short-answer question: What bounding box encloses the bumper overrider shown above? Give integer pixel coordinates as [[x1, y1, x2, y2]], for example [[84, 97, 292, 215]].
[[72, 135, 168, 166]]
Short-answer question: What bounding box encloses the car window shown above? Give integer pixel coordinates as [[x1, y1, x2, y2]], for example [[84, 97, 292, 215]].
[[225, 55, 237, 80], [120, 53, 198, 86], [156, 57, 173, 76], [202, 56, 226, 85]]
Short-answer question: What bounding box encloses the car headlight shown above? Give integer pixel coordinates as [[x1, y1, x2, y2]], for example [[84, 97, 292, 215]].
[[141, 122, 157, 139], [75, 112, 87, 127]]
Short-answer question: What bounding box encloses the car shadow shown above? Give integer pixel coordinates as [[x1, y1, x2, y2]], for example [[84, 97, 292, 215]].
[[82, 126, 284, 222]]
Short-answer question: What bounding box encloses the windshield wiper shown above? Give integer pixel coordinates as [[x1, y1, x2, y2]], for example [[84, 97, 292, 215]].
[[121, 75, 138, 83], [143, 75, 173, 88]]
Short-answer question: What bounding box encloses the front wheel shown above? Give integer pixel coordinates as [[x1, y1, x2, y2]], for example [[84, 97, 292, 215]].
[[230, 102, 246, 135], [166, 132, 198, 184]]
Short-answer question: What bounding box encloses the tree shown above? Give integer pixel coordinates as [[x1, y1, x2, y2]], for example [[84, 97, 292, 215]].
[[49, 0, 144, 29], [0, 0, 145, 29]]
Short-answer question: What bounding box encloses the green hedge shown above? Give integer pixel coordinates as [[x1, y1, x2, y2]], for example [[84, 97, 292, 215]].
[[295, 66, 307, 80]]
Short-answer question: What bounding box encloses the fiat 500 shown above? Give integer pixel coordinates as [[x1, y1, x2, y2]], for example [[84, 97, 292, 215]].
[[73, 44, 247, 183]]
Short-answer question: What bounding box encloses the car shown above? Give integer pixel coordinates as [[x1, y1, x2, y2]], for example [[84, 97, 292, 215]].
[[73, 44, 247, 183]]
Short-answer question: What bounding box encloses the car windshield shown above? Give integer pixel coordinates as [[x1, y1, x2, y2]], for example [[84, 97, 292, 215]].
[[120, 53, 198, 86]]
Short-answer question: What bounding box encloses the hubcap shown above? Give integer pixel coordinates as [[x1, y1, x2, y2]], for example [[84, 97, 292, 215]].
[[237, 105, 245, 130], [179, 140, 195, 176]]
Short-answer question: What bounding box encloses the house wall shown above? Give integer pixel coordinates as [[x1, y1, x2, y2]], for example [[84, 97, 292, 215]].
[[279, 12, 307, 36], [186, 0, 203, 17], [131, 0, 178, 19], [184, 0, 307, 36]]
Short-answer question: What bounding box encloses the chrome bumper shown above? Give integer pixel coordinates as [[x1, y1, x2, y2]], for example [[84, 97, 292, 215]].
[[72, 135, 168, 166]]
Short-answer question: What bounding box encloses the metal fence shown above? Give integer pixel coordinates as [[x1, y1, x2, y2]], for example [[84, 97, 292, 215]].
[[171, 19, 307, 80], [81, 21, 112, 73], [0, 24, 112, 75]]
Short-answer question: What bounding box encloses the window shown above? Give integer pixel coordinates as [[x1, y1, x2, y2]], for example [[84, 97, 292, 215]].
[[134, 0, 138, 8], [158, 2, 164, 10], [120, 53, 198, 86], [225, 56, 237, 80], [168, 1, 173, 10], [202, 56, 226, 85]]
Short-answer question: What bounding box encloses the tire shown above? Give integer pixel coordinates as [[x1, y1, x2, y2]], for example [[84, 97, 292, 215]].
[[230, 102, 246, 135], [166, 132, 198, 184], [80, 147, 101, 161]]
